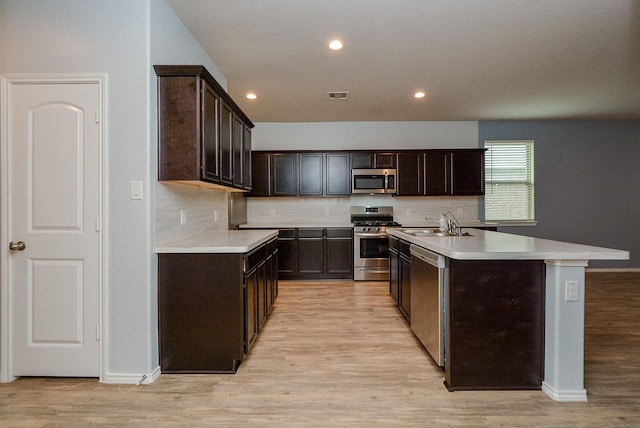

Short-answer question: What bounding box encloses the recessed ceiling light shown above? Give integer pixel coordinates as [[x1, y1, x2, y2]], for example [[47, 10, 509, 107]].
[[414, 91, 426, 99], [246, 93, 257, 100], [328, 39, 343, 50]]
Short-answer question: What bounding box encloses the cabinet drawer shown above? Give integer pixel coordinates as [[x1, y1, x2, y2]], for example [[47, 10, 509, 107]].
[[298, 228, 324, 238], [245, 243, 266, 272], [267, 237, 279, 254], [278, 228, 296, 239], [389, 235, 399, 251], [326, 228, 352, 238]]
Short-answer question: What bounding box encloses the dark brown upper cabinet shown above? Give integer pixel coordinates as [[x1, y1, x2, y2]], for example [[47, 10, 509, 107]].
[[425, 151, 451, 196], [396, 152, 425, 196], [155, 65, 253, 191], [451, 150, 485, 195], [219, 97, 234, 186], [350, 152, 396, 169], [250, 149, 484, 197], [423, 149, 485, 196], [250, 151, 350, 197], [272, 153, 298, 196], [248, 152, 298, 197], [202, 83, 220, 182], [299, 153, 324, 196], [325, 153, 351, 195]]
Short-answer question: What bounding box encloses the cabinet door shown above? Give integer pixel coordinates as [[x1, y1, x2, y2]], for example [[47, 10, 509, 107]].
[[201, 82, 220, 182], [249, 152, 270, 196], [270, 247, 279, 303], [272, 153, 298, 196], [425, 151, 451, 195], [374, 152, 396, 168], [396, 152, 424, 196], [325, 153, 351, 195], [244, 268, 258, 353], [351, 152, 374, 169], [219, 98, 234, 185], [256, 261, 268, 330], [451, 150, 485, 195], [299, 153, 324, 196], [157, 75, 201, 181], [298, 228, 324, 275], [265, 252, 274, 313], [277, 229, 297, 277], [325, 228, 353, 276], [389, 236, 399, 302], [399, 255, 411, 322], [232, 113, 244, 188], [243, 124, 252, 190]]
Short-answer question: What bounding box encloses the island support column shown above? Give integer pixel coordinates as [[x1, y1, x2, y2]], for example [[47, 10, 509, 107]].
[[542, 259, 589, 402]]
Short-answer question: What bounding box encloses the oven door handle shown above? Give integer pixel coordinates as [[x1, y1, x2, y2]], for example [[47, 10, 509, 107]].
[[354, 232, 389, 238]]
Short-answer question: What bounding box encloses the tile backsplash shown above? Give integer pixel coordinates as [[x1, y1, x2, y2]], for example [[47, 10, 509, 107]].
[[246, 195, 480, 225], [155, 182, 481, 243], [155, 182, 229, 243]]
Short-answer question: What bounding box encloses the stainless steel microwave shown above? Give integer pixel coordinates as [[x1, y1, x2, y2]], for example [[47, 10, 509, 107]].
[[351, 169, 396, 194]]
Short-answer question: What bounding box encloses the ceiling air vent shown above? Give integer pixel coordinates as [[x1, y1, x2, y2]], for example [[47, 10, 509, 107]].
[[328, 91, 350, 100]]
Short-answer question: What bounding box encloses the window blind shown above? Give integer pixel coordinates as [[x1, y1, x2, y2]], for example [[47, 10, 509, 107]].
[[484, 140, 535, 221]]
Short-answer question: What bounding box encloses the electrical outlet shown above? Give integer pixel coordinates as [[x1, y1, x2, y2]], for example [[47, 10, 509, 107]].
[[180, 209, 187, 225], [406, 208, 412, 215], [565, 280, 579, 302], [214, 209, 218, 222]]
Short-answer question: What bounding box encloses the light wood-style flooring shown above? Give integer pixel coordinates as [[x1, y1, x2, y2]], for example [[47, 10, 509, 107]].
[[1, 272, 639, 426]]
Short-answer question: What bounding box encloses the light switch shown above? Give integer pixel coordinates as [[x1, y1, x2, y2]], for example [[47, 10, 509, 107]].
[[565, 280, 579, 302], [130, 180, 143, 200]]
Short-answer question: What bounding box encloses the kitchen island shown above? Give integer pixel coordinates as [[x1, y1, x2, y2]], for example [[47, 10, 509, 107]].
[[389, 227, 629, 402]]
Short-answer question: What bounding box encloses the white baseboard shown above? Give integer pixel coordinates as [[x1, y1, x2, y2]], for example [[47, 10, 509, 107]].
[[586, 267, 640, 272], [542, 382, 587, 402], [101, 365, 161, 385]]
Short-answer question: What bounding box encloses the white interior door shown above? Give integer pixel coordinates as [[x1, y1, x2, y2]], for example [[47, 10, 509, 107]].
[[7, 79, 102, 377]]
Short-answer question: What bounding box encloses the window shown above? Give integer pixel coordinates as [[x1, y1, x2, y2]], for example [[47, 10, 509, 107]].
[[484, 140, 535, 222]]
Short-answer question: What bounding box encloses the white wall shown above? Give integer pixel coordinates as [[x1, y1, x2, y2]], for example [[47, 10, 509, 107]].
[[252, 121, 479, 150], [0, 0, 224, 382]]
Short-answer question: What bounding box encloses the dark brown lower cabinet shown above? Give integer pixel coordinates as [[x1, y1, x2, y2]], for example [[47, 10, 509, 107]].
[[298, 228, 324, 275], [445, 259, 545, 390], [158, 238, 277, 373], [326, 228, 354, 276], [389, 236, 399, 302], [270, 227, 352, 280], [388, 236, 411, 322], [398, 240, 412, 322]]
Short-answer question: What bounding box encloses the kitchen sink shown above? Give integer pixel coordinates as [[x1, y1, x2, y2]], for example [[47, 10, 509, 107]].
[[398, 228, 472, 237], [399, 228, 453, 237]]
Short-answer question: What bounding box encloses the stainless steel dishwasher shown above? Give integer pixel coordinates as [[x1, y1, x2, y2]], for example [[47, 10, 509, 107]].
[[410, 244, 447, 366]]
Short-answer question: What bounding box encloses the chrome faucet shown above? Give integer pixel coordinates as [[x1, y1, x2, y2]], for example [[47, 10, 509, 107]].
[[426, 211, 461, 236]]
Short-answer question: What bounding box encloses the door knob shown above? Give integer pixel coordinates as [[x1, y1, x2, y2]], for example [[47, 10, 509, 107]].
[[9, 241, 26, 251]]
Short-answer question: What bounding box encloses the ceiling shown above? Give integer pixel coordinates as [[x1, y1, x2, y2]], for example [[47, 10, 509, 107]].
[[166, 0, 640, 123]]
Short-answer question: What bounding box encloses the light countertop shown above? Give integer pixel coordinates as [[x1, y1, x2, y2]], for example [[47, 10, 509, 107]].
[[155, 229, 278, 254], [240, 223, 353, 229], [240, 221, 496, 229], [389, 228, 629, 261]]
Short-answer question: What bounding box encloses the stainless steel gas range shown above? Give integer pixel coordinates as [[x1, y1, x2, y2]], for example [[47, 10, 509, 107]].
[[351, 206, 401, 281]]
